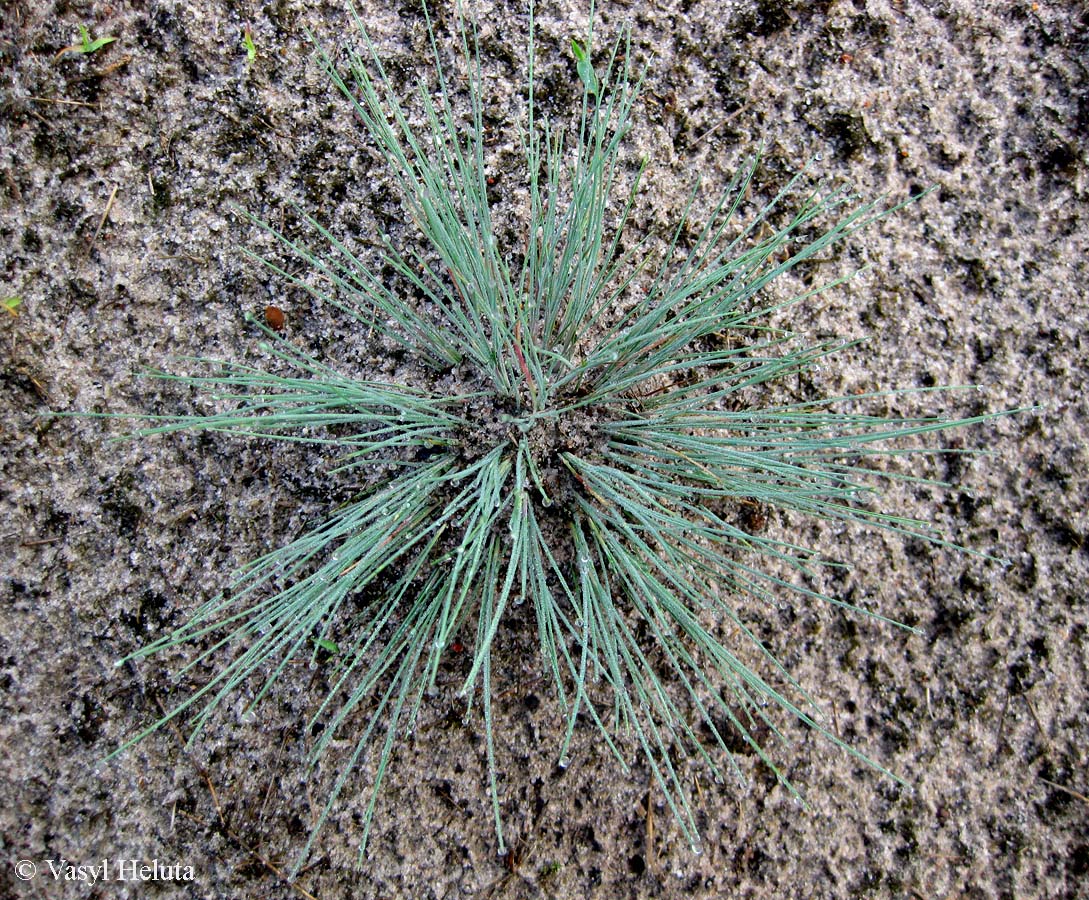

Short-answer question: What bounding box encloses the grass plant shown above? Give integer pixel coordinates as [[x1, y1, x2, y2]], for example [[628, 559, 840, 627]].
[[112, 1, 1011, 872]]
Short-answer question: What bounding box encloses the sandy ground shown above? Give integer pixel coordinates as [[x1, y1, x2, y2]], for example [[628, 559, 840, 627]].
[[2, 0, 1087, 898]]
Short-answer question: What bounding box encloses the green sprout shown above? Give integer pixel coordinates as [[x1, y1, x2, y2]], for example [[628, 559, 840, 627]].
[[538, 860, 562, 880], [2, 296, 21, 317], [109, 1, 1015, 873], [570, 39, 599, 96], [57, 24, 117, 59], [313, 637, 340, 655], [243, 26, 257, 64]]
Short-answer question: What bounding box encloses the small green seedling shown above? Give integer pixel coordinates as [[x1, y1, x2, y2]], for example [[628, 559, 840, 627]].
[[538, 861, 562, 880], [57, 24, 117, 60], [313, 637, 339, 655], [243, 27, 257, 64], [570, 40, 599, 96], [2, 297, 22, 317]]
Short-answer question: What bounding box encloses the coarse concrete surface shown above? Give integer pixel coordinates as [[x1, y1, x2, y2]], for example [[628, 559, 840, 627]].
[[1, 1, 1086, 898]]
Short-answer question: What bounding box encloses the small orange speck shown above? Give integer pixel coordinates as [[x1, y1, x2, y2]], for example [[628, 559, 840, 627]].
[[841, 53, 853, 64], [264, 305, 286, 331]]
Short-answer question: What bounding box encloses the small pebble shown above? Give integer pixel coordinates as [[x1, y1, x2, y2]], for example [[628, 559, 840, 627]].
[[264, 305, 286, 331]]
